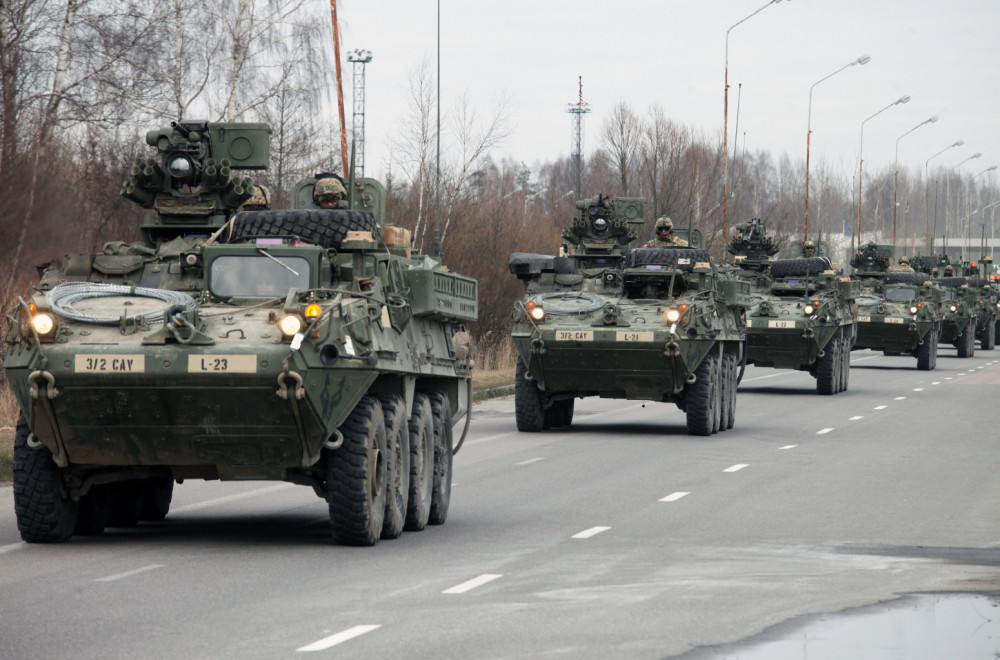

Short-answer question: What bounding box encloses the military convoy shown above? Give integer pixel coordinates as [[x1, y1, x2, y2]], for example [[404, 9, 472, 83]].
[[5, 120, 476, 546], [508, 195, 748, 436]]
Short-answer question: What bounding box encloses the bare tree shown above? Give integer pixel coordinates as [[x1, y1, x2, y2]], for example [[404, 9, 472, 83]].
[[599, 101, 642, 196], [390, 58, 436, 250]]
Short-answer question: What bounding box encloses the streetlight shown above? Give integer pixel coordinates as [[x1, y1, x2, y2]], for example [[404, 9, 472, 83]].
[[945, 152, 981, 258], [925, 140, 963, 253], [984, 199, 1000, 260], [804, 54, 871, 240], [966, 165, 997, 256], [723, 0, 786, 259], [893, 115, 938, 245], [856, 94, 910, 246]]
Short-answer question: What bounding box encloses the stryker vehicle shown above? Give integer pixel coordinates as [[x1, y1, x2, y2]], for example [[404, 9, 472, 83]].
[[508, 195, 748, 436], [933, 277, 979, 357], [729, 220, 858, 394], [5, 120, 476, 546], [850, 243, 943, 370]]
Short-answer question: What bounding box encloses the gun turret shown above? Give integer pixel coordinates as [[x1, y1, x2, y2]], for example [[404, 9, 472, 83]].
[[727, 217, 780, 271], [562, 194, 644, 256]]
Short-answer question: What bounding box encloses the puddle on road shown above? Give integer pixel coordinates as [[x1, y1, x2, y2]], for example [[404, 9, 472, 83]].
[[695, 593, 1000, 660]]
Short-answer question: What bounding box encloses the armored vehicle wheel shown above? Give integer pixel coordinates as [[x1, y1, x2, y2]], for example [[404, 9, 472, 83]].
[[405, 393, 434, 532], [139, 477, 174, 522], [376, 394, 410, 540], [840, 337, 852, 392], [980, 320, 996, 350], [556, 399, 575, 427], [327, 396, 387, 546], [515, 356, 545, 432], [917, 328, 937, 371], [13, 413, 78, 543], [770, 257, 832, 278], [687, 353, 719, 436], [106, 480, 145, 527], [228, 209, 378, 249], [711, 359, 723, 434], [74, 486, 109, 536], [816, 338, 839, 395], [427, 391, 453, 526], [721, 352, 737, 430], [956, 322, 975, 357], [624, 247, 712, 270]]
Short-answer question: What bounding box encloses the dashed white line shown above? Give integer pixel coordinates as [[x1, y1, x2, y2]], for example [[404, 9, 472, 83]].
[[850, 416, 864, 421], [945, 377, 953, 381], [932, 381, 941, 385], [913, 388, 924, 392], [894, 396, 907, 400], [170, 483, 294, 515], [816, 428, 834, 435], [956, 373, 966, 377], [779, 445, 798, 450], [874, 405, 887, 410], [659, 492, 689, 502], [516, 457, 545, 465], [94, 564, 164, 583], [296, 625, 381, 652], [442, 574, 503, 594], [572, 526, 611, 539], [723, 464, 748, 473]]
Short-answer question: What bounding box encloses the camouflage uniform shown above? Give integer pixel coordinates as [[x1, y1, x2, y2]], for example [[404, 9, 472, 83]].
[[644, 216, 688, 248], [240, 185, 270, 211], [887, 256, 915, 273], [799, 240, 816, 258], [314, 176, 348, 209]]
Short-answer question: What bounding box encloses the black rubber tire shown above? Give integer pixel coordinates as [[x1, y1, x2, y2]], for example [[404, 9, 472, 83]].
[[139, 477, 174, 522], [721, 352, 737, 430], [404, 393, 434, 532], [426, 391, 453, 526], [327, 396, 387, 546], [839, 337, 851, 392], [13, 413, 78, 543], [956, 322, 975, 358], [515, 356, 545, 432], [686, 353, 719, 436], [816, 338, 838, 395], [710, 357, 722, 434], [935, 277, 968, 287], [106, 480, 145, 527], [771, 257, 832, 278], [74, 486, 108, 536], [980, 319, 996, 350], [917, 328, 937, 371], [228, 209, 377, 248], [558, 399, 575, 427], [375, 394, 410, 540], [883, 272, 931, 285], [624, 247, 712, 270]]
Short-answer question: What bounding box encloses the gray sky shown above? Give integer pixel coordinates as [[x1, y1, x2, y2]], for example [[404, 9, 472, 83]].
[[339, 0, 998, 187]]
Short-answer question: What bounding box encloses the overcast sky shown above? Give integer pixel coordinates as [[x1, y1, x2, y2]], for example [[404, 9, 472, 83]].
[[337, 0, 998, 187]]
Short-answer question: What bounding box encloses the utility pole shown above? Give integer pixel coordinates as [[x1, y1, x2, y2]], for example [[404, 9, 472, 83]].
[[347, 50, 373, 179], [329, 0, 348, 175], [566, 76, 591, 197]]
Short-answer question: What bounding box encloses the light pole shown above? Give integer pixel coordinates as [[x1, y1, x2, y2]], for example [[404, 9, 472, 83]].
[[945, 152, 981, 258], [723, 0, 785, 259], [893, 115, 938, 245], [804, 54, 870, 241], [966, 165, 997, 257], [925, 140, 963, 253], [856, 95, 910, 247], [985, 199, 1000, 260]]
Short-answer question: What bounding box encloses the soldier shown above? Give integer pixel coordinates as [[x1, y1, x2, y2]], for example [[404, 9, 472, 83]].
[[888, 256, 915, 273], [644, 216, 688, 248], [314, 176, 348, 209], [240, 185, 270, 211], [800, 240, 816, 258]]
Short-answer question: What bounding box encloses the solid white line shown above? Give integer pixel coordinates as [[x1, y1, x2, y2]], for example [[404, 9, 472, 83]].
[[874, 405, 887, 410], [94, 564, 164, 583], [0, 542, 25, 556], [913, 388, 924, 392], [742, 370, 795, 382], [296, 625, 381, 652], [723, 464, 748, 473], [572, 526, 611, 539], [779, 445, 798, 450], [442, 574, 503, 594], [850, 416, 864, 421], [894, 396, 906, 400], [659, 492, 689, 502], [816, 428, 834, 435], [170, 484, 294, 515], [516, 457, 545, 465]]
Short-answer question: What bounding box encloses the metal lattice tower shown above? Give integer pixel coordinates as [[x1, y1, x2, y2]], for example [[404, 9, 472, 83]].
[[566, 76, 591, 196], [347, 49, 372, 178]]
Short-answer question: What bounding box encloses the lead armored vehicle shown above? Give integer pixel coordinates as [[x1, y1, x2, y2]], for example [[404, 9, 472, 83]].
[[6, 120, 476, 546], [729, 220, 858, 394], [509, 195, 748, 436]]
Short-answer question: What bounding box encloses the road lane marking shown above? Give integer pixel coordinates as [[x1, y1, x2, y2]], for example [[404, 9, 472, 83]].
[[894, 396, 906, 400], [572, 526, 611, 539], [779, 445, 798, 450], [957, 373, 966, 377], [516, 457, 545, 465], [170, 484, 294, 515], [874, 405, 887, 410], [95, 564, 164, 583], [850, 416, 864, 421], [659, 492, 689, 502], [442, 574, 503, 594], [913, 388, 924, 391], [816, 428, 834, 435], [945, 377, 953, 380], [723, 464, 748, 473], [0, 542, 25, 556], [296, 625, 381, 652], [932, 381, 941, 385]]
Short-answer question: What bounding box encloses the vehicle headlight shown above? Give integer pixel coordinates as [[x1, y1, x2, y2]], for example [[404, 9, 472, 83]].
[[278, 314, 303, 337], [949, 305, 957, 312], [803, 305, 815, 315], [665, 308, 681, 323], [909, 305, 919, 314], [31, 313, 55, 336], [526, 302, 545, 322]]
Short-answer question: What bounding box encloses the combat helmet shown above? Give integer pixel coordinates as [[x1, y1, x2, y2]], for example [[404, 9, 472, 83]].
[[314, 176, 347, 206], [655, 216, 674, 233]]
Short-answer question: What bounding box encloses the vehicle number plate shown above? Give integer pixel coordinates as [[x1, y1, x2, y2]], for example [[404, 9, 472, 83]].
[[745, 319, 753, 328], [857, 316, 871, 322], [884, 317, 904, 324], [615, 331, 653, 342], [75, 354, 145, 373], [187, 355, 258, 373], [555, 330, 593, 342], [767, 320, 795, 329]]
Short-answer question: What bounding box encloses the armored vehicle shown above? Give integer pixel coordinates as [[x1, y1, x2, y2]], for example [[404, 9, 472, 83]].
[[729, 220, 858, 394], [933, 277, 979, 357], [5, 120, 476, 546], [508, 195, 748, 436], [850, 243, 943, 370]]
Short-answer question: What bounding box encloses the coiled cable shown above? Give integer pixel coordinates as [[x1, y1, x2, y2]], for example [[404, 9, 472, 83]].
[[45, 282, 197, 325], [532, 291, 606, 315]]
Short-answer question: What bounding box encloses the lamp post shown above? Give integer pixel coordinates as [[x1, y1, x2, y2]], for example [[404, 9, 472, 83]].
[[985, 199, 1000, 260], [925, 140, 963, 253], [892, 115, 938, 245], [945, 152, 981, 258], [804, 54, 870, 241], [723, 0, 785, 259], [856, 95, 910, 247], [966, 165, 997, 257]]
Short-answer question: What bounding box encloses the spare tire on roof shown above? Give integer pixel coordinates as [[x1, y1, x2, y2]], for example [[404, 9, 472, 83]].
[[624, 247, 711, 271], [934, 276, 968, 287], [770, 257, 832, 278], [883, 272, 933, 286], [228, 209, 378, 248]]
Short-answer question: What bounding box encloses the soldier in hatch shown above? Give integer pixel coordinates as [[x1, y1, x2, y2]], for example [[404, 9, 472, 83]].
[[887, 256, 916, 273], [644, 216, 688, 247], [800, 240, 816, 258], [314, 176, 348, 209]]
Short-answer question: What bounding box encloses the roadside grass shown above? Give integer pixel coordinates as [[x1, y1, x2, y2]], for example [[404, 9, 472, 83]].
[[1, 381, 16, 483]]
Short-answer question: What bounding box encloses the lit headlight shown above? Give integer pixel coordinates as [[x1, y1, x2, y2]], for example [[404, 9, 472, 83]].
[[525, 301, 545, 322], [909, 306, 919, 314], [278, 314, 303, 337], [803, 305, 815, 315], [31, 313, 55, 336], [665, 308, 681, 323], [949, 305, 957, 312], [995, 302, 1000, 309]]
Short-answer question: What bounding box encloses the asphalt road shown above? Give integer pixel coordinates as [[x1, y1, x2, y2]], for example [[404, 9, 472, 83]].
[[2, 348, 999, 659]]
